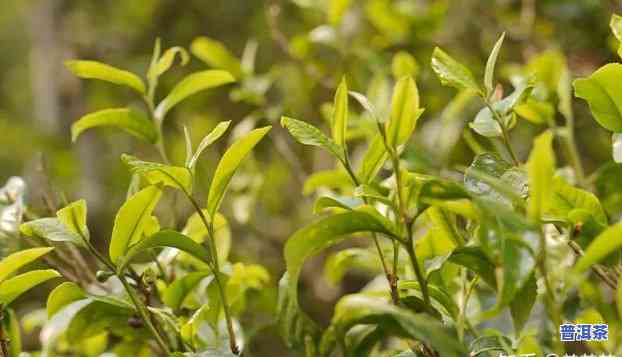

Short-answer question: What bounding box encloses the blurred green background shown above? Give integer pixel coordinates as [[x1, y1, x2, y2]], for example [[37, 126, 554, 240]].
[[2, 0, 622, 355]]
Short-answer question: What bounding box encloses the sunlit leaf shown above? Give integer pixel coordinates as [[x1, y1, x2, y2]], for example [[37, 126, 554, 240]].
[[121, 154, 193, 193], [527, 131, 555, 221], [47, 282, 86, 318], [117, 230, 213, 273], [574, 63, 622, 132], [385, 76, 424, 148], [150, 46, 189, 79], [284, 207, 398, 310], [0, 269, 60, 305], [431, 47, 480, 93], [162, 271, 211, 310], [614, 133, 622, 163], [611, 14, 622, 58], [332, 77, 349, 148], [191, 37, 242, 78], [484, 32, 505, 95], [155, 70, 235, 119], [109, 185, 162, 264], [281, 116, 345, 162], [206, 126, 271, 217], [71, 108, 158, 143], [546, 176, 607, 226], [392, 51, 418, 79], [56, 200, 90, 241], [357, 134, 388, 183], [574, 223, 622, 273], [188, 121, 231, 169], [0, 247, 54, 283], [20, 218, 85, 248], [65, 60, 145, 94]]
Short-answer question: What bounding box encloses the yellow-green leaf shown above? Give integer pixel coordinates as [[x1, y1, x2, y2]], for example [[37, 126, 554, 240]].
[[71, 108, 158, 143], [0, 269, 60, 306], [484, 32, 505, 94], [117, 230, 213, 273], [574, 223, 622, 273], [109, 185, 162, 265], [431, 47, 480, 93], [574, 63, 622, 132], [57, 200, 90, 241], [527, 131, 555, 221], [155, 70, 235, 119], [188, 121, 231, 169], [0, 247, 54, 283], [332, 77, 348, 148], [611, 14, 622, 58], [206, 126, 271, 217], [281, 116, 345, 162], [65, 60, 145, 94], [191, 37, 242, 78], [47, 282, 86, 317], [385, 76, 423, 148], [121, 154, 193, 193]]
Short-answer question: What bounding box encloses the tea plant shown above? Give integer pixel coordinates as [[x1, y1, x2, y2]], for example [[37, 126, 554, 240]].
[[278, 19, 622, 357], [3, 10, 622, 357], [0, 40, 272, 356]]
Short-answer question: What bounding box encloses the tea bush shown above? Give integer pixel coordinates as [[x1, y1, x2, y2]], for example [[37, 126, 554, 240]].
[[2, 2, 622, 357]]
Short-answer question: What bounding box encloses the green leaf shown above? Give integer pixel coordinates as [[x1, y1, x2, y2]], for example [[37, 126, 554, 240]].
[[47, 282, 86, 317], [611, 14, 622, 58], [313, 196, 362, 214], [109, 185, 162, 264], [470, 108, 502, 137], [2, 308, 21, 357], [332, 78, 349, 148], [191, 37, 242, 78], [56, 200, 90, 241], [357, 134, 388, 183], [20, 218, 85, 248], [281, 116, 345, 162], [284, 207, 398, 307], [509, 273, 536, 332], [324, 248, 378, 286], [617, 274, 622, 319], [276, 273, 319, 349], [574, 223, 622, 273], [527, 131, 555, 221], [0, 247, 54, 283], [574, 63, 622, 132], [71, 108, 158, 143], [206, 126, 271, 217], [303, 169, 352, 195], [121, 154, 193, 193], [398, 280, 460, 318], [484, 32, 505, 95], [155, 70, 235, 119], [162, 271, 211, 310], [149, 46, 189, 79], [431, 47, 480, 93], [226, 262, 270, 314], [392, 51, 418, 79], [188, 121, 231, 169], [182, 211, 231, 264], [65, 60, 145, 94], [331, 295, 466, 356], [117, 230, 213, 273], [385, 76, 424, 148], [448, 246, 496, 288], [66, 299, 135, 341], [0, 269, 60, 305], [546, 176, 607, 226]]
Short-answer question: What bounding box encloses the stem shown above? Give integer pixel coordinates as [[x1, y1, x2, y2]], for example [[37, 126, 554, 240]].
[[118, 275, 170, 355], [484, 101, 520, 165], [536, 228, 563, 354], [341, 155, 400, 304], [404, 222, 431, 311], [183, 192, 239, 355], [81, 238, 171, 354], [0, 307, 9, 357]]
